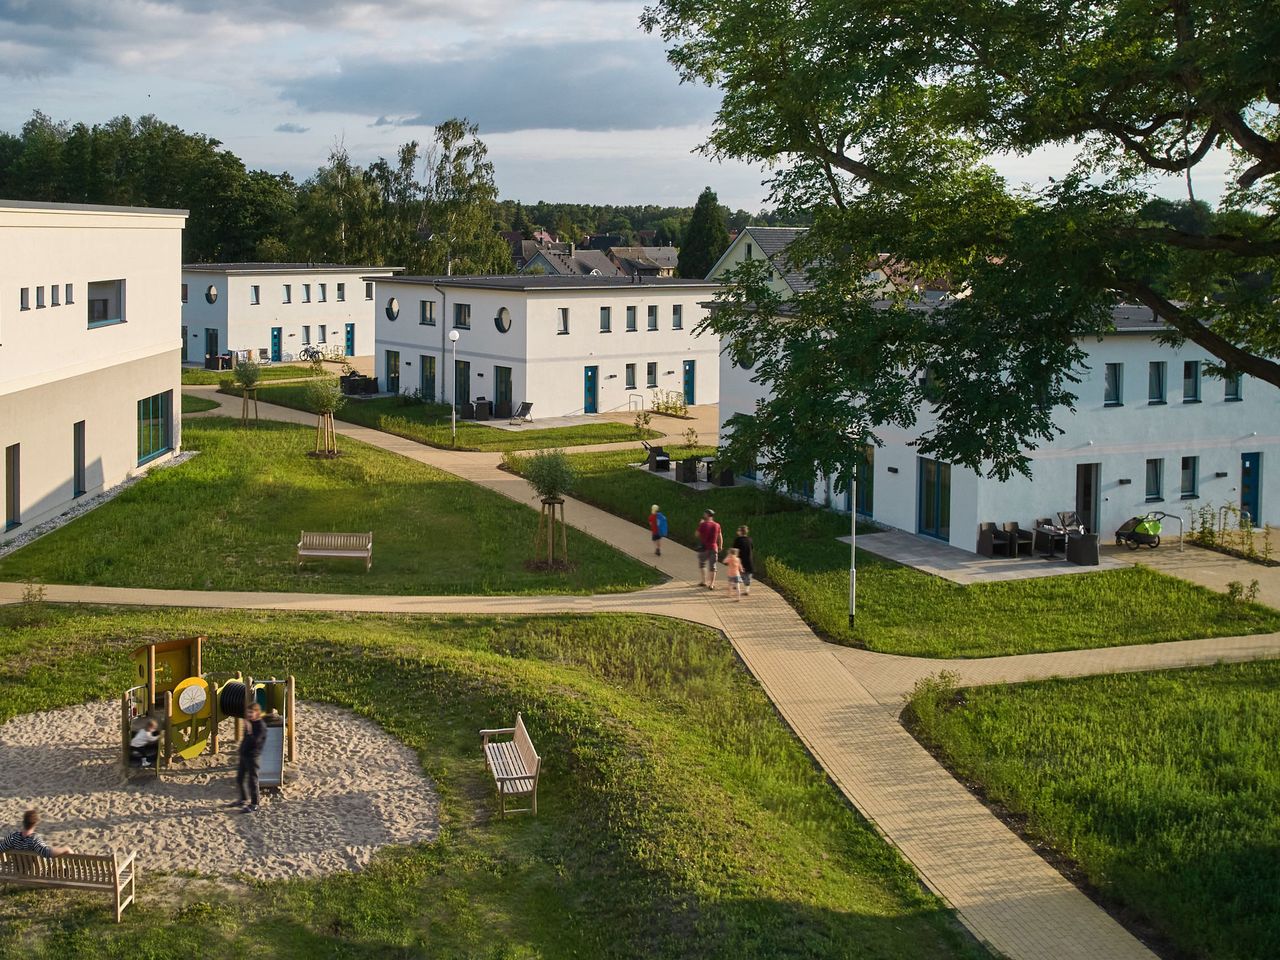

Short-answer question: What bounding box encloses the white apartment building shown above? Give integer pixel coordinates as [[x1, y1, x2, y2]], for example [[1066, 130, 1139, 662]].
[[180, 263, 399, 364], [0, 200, 187, 544], [714, 233, 1280, 551], [372, 275, 721, 419]]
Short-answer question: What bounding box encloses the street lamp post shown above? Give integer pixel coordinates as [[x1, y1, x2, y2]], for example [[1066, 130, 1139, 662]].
[[849, 464, 857, 626], [449, 328, 461, 445]]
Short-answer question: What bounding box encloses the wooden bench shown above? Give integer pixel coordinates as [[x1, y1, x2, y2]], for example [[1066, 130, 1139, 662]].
[[480, 712, 541, 817], [297, 531, 373, 571], [0, 850, 137, 922]]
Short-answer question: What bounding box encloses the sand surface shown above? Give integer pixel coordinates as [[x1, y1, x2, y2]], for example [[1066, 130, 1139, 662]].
[[0, 701, 439, 879]]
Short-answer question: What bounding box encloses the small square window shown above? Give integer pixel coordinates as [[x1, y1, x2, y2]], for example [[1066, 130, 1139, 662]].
[[557, 307, 570, 335], [625, 363, 636, 390], [250, 285, 261, 305], [1180, 456, 1198, 498], [672, 304, 683, 329], [1148, 361, 1167, 403], [453, 303, 471, 328], [626, 306, 637, 332], [1183, 360, 1201, 402], [337, 283, 346, 302], [1145, 458, 1163, 501], [420, 300, 435, 325], [600, 306, 611, 332], [646, 362, 658, 388], [1225, 370, 1243, 401], [647, 305, 658, 330], [283, 284, 292, 304], [1104, 362, 1123, 405]]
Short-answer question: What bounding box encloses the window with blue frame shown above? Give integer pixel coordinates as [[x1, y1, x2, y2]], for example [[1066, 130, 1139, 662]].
[[137, 391, 173, 465]]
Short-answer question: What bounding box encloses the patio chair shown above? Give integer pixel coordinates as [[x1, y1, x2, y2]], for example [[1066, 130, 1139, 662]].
[[977, 522, 1014, 558], [510, 401, 533, 424], [1057, 510, 1087, 534], [1004, 522, 1034, 557], [257, 348, 271, 364], [460, 400, 476, 420], [1066, 533, 1100, 565]]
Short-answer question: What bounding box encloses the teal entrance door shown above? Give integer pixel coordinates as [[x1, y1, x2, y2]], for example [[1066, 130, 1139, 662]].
[[270, 327, 282, 362], [682, 360, 696, 405], [419, 355, 436, 401], [917, 457, 951, 540], [385, 350, 400, 394], [344, 324, 356, 356], [584, 366, 599, 413], [1242, 452, 1262, 523]]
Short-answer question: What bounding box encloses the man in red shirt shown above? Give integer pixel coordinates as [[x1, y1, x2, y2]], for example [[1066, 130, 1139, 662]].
[[696, 509, 723, 589]]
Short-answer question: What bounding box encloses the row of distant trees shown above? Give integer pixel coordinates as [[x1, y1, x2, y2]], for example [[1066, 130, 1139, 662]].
[[0, 111, 799, 275]]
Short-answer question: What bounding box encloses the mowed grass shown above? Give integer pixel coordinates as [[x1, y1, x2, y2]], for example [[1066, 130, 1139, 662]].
[[905, 663, 1280, 960], [508, 448, 1280, 657], [0, 604, 987, 960], [0, 418, 660, 596], [242, 380, 662, 451], [181, 364, 323, 385], [180, 393, 219, 414]]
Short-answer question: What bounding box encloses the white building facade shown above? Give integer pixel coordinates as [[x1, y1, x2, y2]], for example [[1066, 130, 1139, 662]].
[[0, 200, 187, 544], [180, 264, 398, 364], [372, 276, 721, 418]]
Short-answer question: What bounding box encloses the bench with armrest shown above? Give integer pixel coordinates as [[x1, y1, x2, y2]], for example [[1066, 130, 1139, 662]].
[[0, 850, 137, 922], [479, 712, 541, 817], [297, 531, 373, 571]]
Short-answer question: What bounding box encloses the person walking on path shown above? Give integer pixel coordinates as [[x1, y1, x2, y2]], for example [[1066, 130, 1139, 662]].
[[732, 525, 754, 597], [237, 703, 268, 813], [697, 509, 723, 589], [0, 809, 73, 857], [648, 504, 668, 556]]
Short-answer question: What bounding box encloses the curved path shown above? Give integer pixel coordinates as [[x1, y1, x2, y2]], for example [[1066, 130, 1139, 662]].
[[15, 386, 1279, 959]]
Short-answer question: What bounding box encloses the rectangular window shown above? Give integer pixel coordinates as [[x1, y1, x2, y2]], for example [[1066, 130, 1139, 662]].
[[318, 283, 327, 303], [19, 287, 29, 311], [557, 307, 570, 335], [1181, 456, 1198, 499], [625, 363, 636, 390], [302, 283, 311, 303], [626, 306, 637, 332], [136, 391, 173, 466], [180, 283, 188, 304], [4, 443, 18, 530], [419, 300, 435, 325], [86, 279, 125, 327], [72, 420, 85, 498], [746, 242, 753, 259], [647, 305, 658, 330], [1148, 361, 1166, 403], [250, 284, 261, 305], [1226, 370, 1243, 401], [453, 303, 471, 328], [337, 283, 346, 302], [318, 326, 327, 343], [302, 325, 311, 344], [283, 284, 292, 304], [50, 285, 60, 307], [64, 283, 73, 305], [600, 306, 611, 332], [1104, 362, 1123, 405], [646, 362, 658, 388], [1183, 360, 1201, 402], [672, 304, 683, 329], [1145, 458, 1164, 501], [365, 281, 374, 300], [35, 286, 45, 309]]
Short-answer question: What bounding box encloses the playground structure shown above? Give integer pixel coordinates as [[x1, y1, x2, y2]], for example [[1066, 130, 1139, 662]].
[[121, 637, 297, 789]]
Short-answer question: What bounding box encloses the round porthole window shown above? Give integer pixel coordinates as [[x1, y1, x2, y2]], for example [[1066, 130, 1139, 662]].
[[205, 284, 218, 304], [386, 297, 400, 321], [495, 306, 512, 333]]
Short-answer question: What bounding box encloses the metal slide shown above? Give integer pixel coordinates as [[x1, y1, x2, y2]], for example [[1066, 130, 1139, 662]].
[[258, 724, 286, 789]]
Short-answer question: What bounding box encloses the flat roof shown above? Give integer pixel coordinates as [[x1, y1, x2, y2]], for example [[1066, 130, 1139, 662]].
[[373, 274, 721, 291], [0, 198, 188, 216], [185, 262, 400, 275]]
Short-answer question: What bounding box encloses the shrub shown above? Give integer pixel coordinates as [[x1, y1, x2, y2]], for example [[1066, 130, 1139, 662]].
[[651, 389, 688, 417], [305, 377, 346, 415], [233, 359, 262, 391], [634, 409, 652, 437], [524, 449, 575, 501]]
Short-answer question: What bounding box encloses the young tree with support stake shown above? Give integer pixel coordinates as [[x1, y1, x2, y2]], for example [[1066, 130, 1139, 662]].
[[524, 450, 575, 567], [233, 359, 260, 425], [306, 378, 345, 458]]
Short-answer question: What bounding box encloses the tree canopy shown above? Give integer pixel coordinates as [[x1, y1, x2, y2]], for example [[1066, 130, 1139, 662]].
[[677, 186, 731, 277], [644, 0, 1280, 483]]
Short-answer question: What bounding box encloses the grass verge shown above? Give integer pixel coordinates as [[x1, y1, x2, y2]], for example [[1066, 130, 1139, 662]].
[[180, 393, 219, 414], [904, 664, 1280, 960], [0, 418, 660, 596], [0, 603, 986, 960], [181, 364, 324, 385], [238, 380, 662, 452], [505, 448, 1280, 657]]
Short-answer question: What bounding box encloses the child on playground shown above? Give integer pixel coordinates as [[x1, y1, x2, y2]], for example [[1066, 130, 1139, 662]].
[[723, 547, 744, 600], [130, 719, 160, 767]]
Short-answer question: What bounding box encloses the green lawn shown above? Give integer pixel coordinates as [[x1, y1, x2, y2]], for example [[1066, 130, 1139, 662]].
[[237, 380, 662, 452], [0, 418, 660, 596], [905, 664, 1280, 960], [180, 393, 219, 414], [182, 364, 325, 385], [506, 448, 1280, 657], [0, 603, 986, 960]]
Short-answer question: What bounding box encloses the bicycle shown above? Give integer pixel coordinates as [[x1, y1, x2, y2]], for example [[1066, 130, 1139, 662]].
[[298, 345, 323, 362]]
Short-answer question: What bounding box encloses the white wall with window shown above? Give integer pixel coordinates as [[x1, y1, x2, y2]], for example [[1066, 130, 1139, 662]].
[[0, 200, 187, 544]]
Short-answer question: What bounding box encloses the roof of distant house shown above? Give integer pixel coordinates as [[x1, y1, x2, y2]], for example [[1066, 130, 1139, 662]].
[[608, 246, 679, 271], [372, 274, 722, 291], [707, 226, 816, 292], [183, 262, 401, 274], [525, 248, 625, 277]]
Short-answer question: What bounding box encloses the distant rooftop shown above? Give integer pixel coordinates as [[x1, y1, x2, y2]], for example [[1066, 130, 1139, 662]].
[[375, 274, 721, 291], [0, 198, 188, 217], [184, 262, 400, 274]]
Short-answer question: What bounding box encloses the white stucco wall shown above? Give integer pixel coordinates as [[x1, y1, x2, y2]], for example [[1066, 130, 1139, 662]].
[[0, 201, 186, 543]]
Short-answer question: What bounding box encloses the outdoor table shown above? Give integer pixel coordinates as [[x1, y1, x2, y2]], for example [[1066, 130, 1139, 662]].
[[1036, 525, 1068, 559]]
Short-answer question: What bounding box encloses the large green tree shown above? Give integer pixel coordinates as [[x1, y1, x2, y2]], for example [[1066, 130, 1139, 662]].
[[644, 0, 1280, 483], [677, 186, 730, 277], [419, 118, 512, 275]]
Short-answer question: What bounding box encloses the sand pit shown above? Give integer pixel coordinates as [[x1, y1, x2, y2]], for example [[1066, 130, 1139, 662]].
[[0, 701, 439, 880]]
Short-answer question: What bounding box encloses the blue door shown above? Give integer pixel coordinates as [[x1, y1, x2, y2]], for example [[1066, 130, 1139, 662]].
[[682, 360, 696, 406], [917, 457, 951, 540], [385, 350, 400, 394], [270, 327, 282, 362], [584, 366, 599, 414], [344, 323, 356, 357], [1242, 452, 1261, 523]]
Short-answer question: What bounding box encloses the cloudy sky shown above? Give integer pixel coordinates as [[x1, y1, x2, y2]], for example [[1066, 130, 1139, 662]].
[[0, 0, 1236, 210]]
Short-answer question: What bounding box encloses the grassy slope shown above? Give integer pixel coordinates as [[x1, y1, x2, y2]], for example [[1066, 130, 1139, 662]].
[[180, 393, 219, 414], [242, 380, 662, 452], [0, 604, 986, 960], [181, 364, 323, 385], [906, 664, 1280, 960], [0, 418, 659, 596], [511, 448, 1280, 658]]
